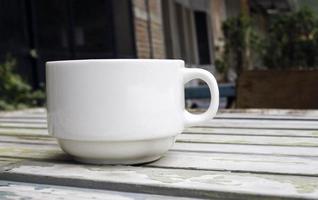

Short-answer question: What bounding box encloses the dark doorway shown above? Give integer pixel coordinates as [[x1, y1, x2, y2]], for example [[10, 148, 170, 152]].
[[194, 11, 211, 65], [0, 0, 136, 88], [0, 0, 35, 84]]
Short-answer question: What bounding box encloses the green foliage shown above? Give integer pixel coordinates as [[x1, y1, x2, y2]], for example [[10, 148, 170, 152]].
[[220, 14, 263, 75], [0, 56, 45, 110], [215, 58, 226, 74], [217, 7, 318, 74], [264, 8, 318, 69]]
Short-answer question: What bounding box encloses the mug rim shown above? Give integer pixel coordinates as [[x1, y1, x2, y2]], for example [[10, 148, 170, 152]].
[[46, 59, 184, 65]]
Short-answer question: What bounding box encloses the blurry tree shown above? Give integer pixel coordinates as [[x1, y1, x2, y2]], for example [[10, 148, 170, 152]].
[[264, 8, 318, 69], [0, 55, 45, 110], [216, 14, 263, 78], [216, 7, 318, 78]]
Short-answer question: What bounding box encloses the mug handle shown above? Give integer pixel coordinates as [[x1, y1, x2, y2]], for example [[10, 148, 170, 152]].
[[183, 68, 219, 127]]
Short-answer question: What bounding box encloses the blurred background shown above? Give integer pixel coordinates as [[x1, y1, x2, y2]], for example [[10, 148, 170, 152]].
[[0, 0, 318, 110]]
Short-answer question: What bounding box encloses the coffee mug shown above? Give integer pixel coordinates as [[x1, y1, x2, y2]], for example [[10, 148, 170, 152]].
[[46, 59, 219, 164]]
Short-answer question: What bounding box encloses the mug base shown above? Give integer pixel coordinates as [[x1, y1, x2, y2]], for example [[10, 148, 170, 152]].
[[57, 136, 176, 165], [73, 155, 162, 165]]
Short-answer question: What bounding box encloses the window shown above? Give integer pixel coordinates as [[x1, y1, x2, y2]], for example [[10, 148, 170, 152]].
[[72, 0, 114, 57], [34, 0, 70, 52], [162, 1, 212, 65], [0, 0, 136, 87], [0, 0, 28, 51], [112, 0, 136, 58], [194, 11, 211, 65], [0, 0, 35, 83], [174, 3, 198, 64]]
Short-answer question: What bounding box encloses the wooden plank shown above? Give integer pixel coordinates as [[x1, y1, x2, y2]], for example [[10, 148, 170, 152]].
[[1, 112, 318, 121], [2, 108, 318, 118], [199, 119, 318, 130], [0, 135, 55, 145], [215, 114, 318, 121], [218, 109, 318, 117], [1, 116, 317, 123], [0, 181, 198, 200], [0, 128, 48, 136], [1, 129, 318, 150], [0, 118, 46, 124], [1, 161, 318, 200], [185, 127, 318, 137], [3, 119, 318, 130], [148, 151, 318, 176], [0, 115, 45, 120], [0, 159, 19, 169], [1, 132, 318, 148], [177, 134, 318, 147], [1, 118, 318, 131], [2, 116, 318, 125], [0, 123, 46, 129], [1, 134, 317, 160], [0, 125, 317, 139], [2, 110, 318, 127], [1, 126, 318, 140], [0, 143, 65, 161], [0, 108, 46, 117], [191, 109, 318, 120], [0, 108, 318, 199], [173, 143, 318, 157], [0, 125, 317, 140], [0, 140, 318, 176], [0, 115, 46, 120]]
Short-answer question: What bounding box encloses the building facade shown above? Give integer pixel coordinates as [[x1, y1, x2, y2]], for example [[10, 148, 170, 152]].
[[0, 0, 302, 88]]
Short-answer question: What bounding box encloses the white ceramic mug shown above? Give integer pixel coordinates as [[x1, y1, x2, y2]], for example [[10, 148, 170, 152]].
[[46, 59, 219, 164]]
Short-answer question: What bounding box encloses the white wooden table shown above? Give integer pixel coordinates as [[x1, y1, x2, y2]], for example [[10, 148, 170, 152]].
[[0, 108, 318, 199]]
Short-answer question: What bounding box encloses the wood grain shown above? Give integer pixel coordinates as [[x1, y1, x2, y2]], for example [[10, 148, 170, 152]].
[[0, 108, 317, 199], [0, 180, 198, 200], [177, 134, 318, 147], [1, 161, 317, 200], [0, 138, 317, 176]]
